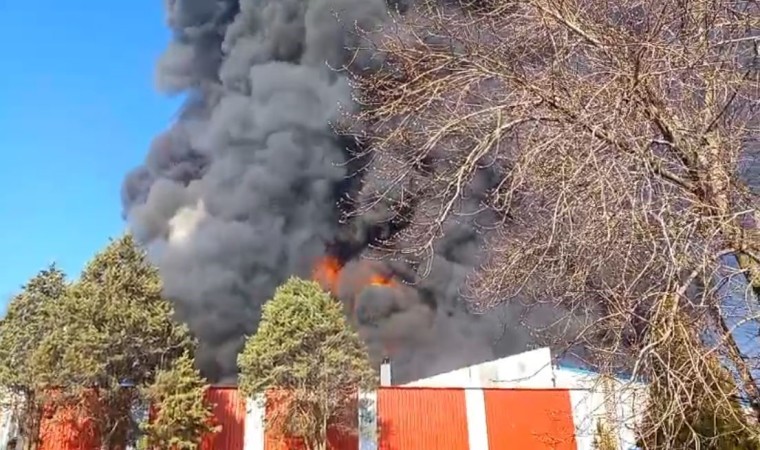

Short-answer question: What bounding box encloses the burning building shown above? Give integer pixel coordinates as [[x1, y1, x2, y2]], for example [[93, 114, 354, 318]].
[[1, 348, 649, 450], [120, 0, 565, 384]]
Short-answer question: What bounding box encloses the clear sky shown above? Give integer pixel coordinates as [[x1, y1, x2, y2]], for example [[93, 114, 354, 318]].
[[0, 1, 182, 307]]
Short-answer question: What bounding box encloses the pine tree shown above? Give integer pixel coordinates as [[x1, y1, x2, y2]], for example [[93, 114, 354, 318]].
[[139, 353, 217, 450], [28, 235, 196, 448], [238, 277, 376, 450], [0, 265, 68, 450]]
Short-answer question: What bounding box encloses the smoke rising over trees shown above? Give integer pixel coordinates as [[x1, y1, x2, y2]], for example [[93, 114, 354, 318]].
[[121, 0, 545, 383], [122, 9, 760, 441], [0, 0, 755, 445], [122, 0, 380, 381]]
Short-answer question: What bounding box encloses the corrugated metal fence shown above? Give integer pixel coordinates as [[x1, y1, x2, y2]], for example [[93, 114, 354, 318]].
[[377, 387, 469, 450], [34, 386, 583, 450], [201, 387, 246, 450]]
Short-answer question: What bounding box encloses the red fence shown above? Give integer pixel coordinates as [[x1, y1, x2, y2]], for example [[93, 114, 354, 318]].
[[377, 387, 469, 450], [38, 403, 99, 450], [373, 387, 577, 450], [38, 390, 103, 450], [36, 386, 580, 449], [201, 387, 246, 450], [483, 389, 576, 449], [37, 388, 246, 450]]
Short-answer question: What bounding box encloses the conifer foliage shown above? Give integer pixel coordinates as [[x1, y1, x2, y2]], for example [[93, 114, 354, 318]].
[[0, 235, 214, 449], [139, 353, 218, 450], [238, 277, 376, 450], [0, 265, 67, 450]]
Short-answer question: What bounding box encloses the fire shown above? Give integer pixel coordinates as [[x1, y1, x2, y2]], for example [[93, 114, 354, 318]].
[[312, 256, 342, 293], [369, 273, 396, 288], [312, 255, 402, 361], [312, 256, 399, 293]]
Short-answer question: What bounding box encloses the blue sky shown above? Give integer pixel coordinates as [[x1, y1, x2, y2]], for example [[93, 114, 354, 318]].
[[0, 2, 182, 307]]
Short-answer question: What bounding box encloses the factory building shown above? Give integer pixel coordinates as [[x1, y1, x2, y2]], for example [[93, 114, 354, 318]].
[[1, 348, 646, 450]]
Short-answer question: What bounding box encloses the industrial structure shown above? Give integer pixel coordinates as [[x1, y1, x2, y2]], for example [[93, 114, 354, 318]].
[[0, 348, 647, 450]]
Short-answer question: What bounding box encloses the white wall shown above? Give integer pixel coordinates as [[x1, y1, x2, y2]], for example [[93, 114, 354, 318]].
[[0, 391, 21, 450], [403, 347, 555, 388], [243, 396, 265, 450], [554, 367, 647, 450], [357, 391, 378, 450], [0, 406, 12, 450]]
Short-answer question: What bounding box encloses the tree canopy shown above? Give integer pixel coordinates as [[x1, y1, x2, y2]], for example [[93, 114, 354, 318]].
[[0, 265, 68, 448], [31, 234, 193, 390], [139, 352, 217, 450], [0, 265, 67, 391], [238, 277, 376, 450], [0, 235, 212, 449], [638, 297, 760, 450]]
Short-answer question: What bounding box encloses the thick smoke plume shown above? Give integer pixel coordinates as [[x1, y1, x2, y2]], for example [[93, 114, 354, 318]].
[[122, 0, 547, 383]]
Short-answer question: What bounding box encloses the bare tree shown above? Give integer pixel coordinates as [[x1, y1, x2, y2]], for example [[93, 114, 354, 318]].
[[347, 0, 760, 444]]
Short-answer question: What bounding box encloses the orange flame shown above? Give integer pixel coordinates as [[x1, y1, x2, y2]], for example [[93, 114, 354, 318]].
[[312, 255, 401, 306], [313, 256, 402, 360], [312, 256, 342, 293], [369, 273, 396, 288]]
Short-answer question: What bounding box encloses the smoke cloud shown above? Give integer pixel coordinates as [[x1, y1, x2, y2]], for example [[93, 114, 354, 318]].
[[122, 0, 546, 383]]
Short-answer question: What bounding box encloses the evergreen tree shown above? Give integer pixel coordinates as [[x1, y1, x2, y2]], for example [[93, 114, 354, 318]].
[[139, 353, 217, 450], [28, 235, 196, 448], [0, 265, 68, 450], [238, 277, 376, 450]]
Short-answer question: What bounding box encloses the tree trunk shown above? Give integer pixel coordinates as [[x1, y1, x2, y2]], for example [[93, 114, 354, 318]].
[[21, 391, 41, 450], [310, 409, 329, 450]]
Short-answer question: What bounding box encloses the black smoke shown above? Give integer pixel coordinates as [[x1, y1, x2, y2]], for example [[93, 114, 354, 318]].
[[122, 0, 548, 383]]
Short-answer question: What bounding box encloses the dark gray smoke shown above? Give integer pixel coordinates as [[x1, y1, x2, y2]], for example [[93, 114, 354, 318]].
[[122, 0, 545, 383]]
